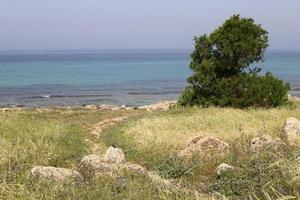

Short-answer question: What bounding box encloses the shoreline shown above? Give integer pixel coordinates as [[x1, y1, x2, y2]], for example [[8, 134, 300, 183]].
[[0, 100, 177, 111], [1, 94, 299, 111]]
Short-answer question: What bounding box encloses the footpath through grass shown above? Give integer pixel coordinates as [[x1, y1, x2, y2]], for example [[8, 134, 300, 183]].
[[1, 108, 191, 200]]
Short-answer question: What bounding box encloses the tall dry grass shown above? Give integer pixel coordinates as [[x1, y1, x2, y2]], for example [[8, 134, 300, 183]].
[[123, 102, 300, 150]]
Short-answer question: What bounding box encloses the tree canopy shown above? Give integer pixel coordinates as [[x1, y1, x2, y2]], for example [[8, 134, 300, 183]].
[[179, 15, 290, 108]]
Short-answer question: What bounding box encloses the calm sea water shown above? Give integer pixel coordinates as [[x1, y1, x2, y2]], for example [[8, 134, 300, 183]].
[[0, 50, 299, 107]]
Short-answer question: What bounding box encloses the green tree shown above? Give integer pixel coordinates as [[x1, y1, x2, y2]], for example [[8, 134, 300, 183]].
[[179, 15, 290, 108]]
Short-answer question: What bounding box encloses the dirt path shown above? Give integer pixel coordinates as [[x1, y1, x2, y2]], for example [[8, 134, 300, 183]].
[[85, 116, 128, 154]]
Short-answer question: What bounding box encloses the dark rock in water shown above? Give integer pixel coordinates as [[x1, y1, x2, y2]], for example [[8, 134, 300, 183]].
[[15, 104, 25, 108], [0, 104, 25, 109]]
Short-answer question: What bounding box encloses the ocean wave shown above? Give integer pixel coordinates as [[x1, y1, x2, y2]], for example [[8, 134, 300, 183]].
[[128, 91, 180, 95], [35, 94, 113, 99]]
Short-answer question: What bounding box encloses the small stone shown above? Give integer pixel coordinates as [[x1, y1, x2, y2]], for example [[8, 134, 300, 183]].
[[104, 146, 126, 164], [250, 135, 283, 152], [31, 166, 81, 182], [178, 136, 230, 158], [120, 105, 134, 110], [216, 163, 234, 175]]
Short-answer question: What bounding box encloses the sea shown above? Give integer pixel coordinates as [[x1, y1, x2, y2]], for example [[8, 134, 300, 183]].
[[0, 49, 299, 108]]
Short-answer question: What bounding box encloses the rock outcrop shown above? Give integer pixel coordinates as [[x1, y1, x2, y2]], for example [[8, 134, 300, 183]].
[[178, 136, 230, 158], [83, 101, 176, 111], [80, 147, 179, 189], [250, 135, 283, 152], [31, 166, 81, 182], [99, 104, 133, 111], [216, 163, 234, 175], [83, 104, 134, 111]]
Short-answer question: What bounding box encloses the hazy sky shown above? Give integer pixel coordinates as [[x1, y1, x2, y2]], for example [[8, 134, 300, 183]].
[[1, 0, 299, 50]]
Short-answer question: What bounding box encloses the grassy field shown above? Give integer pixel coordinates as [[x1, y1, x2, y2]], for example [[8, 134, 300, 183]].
[[0, 103, 300, 199], [102, 101, 300, 199]]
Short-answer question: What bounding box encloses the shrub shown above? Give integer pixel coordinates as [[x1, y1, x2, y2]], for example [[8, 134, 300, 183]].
[[179, 15, 290, 108]]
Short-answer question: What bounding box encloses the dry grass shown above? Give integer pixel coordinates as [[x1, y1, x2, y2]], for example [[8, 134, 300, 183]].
[[123, 102, 300, 150], [1, 102, 300, 199], [100, 101, 300, 199]]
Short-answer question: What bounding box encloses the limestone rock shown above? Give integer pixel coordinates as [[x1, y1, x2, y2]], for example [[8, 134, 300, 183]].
[[31, 166, 81, 182], [79, 146, 126, 175], [80, 147, 179, 189], [98, 104, 122, 111], [138, 101, 176, 111], [104, 146, 126, 164], [83, 104, 98, 109], [216, 163, 234, 175], [178, 136, 229, 158], [250, 135, 283, 152], [79, 154, 119, 174], [288, 94, 300, 101], [82, 104, 134, 111], [120, 105, 134, 110], [284, 117, 300, 137]]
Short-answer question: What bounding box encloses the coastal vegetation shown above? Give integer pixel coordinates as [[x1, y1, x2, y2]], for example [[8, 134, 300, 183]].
[[0, 100, 299, 199], [179, 15, 290, 108]]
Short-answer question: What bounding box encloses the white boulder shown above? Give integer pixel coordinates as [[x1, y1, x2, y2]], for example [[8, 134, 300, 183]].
[[31, 166, 81, 182]]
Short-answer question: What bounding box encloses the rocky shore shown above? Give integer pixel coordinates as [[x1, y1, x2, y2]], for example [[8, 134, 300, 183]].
[[2, 93, 300, 111], [0, 100, 177, 112], [81, 100, 176, 111], [1, 94, 300, 111]]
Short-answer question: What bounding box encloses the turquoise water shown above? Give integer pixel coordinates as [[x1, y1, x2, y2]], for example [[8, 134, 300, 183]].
[[0, 50, 299, 107]]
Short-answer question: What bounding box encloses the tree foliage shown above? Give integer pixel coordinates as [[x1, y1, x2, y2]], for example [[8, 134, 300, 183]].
[[179, 15, 290, 108]]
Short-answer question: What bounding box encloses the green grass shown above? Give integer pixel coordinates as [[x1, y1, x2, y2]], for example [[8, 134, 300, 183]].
[[1, 108, 195, 200]]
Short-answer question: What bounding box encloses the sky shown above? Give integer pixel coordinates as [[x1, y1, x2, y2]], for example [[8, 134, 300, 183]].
[[0, 0, 299, 51]]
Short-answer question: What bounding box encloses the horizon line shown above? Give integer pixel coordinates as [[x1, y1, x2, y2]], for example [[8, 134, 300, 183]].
[[0, 48, 299, 53]]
